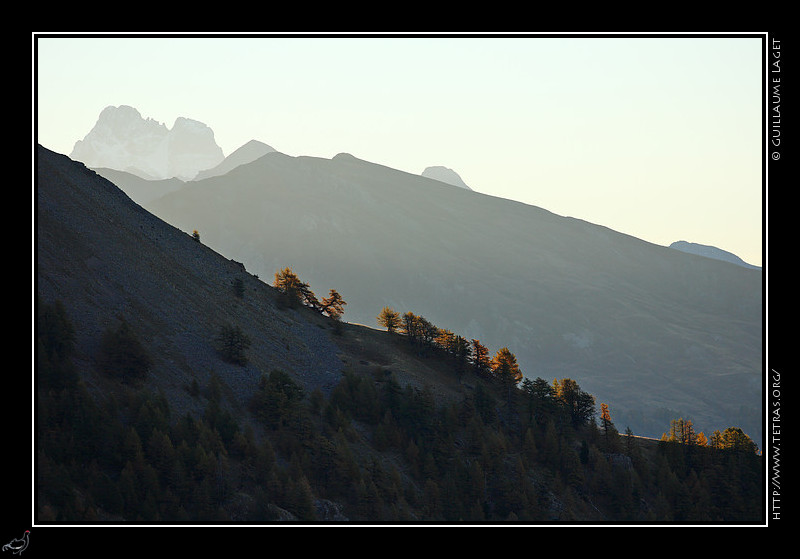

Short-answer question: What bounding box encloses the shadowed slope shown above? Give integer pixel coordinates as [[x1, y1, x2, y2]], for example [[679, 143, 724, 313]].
[[36, 145, 345, 425]]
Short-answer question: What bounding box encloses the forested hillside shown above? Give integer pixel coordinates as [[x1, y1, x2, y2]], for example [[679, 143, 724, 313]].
[[35, 146, 763, 524], [37, 291, 763, 524], [140, 150, 763, 446]]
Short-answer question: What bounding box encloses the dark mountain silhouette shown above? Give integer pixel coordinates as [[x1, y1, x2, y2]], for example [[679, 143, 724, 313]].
[[669, 240, 761, 269], [117, 149, 764, 447]]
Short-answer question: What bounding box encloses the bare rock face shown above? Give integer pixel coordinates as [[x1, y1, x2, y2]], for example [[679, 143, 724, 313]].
[[70, 105, 224, 180]]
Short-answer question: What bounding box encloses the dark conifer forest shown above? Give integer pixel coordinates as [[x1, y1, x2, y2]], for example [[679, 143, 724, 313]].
[[36, 295, 762, 524], [34, 144, 763, 526]]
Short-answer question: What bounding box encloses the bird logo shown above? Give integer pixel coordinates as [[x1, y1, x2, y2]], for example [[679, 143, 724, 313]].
[[2, 531, 29, 555]]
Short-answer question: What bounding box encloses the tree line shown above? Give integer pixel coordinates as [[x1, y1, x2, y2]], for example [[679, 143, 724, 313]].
[[376, 306, 521, 390], [661, 417, 759, 454], [376, 305, 759, 451], [274, 267, 346, 321]]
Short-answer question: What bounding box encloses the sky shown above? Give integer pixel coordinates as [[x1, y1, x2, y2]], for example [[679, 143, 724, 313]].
[[34, 33, 765, 267]]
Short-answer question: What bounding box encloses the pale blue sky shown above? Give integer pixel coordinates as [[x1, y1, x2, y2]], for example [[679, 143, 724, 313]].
[[34, 33, 764, 266]]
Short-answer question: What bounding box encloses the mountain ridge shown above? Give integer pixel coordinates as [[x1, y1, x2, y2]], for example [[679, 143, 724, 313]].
[[669, 240, 760, 269], [131, 146, 762, 446], [65, 104, 762, 444], [193, 139, 276, 181], [34, 144, 765, 524]]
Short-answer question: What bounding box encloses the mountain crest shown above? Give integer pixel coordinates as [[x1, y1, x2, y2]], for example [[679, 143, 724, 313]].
[[193, 139, 276, 181], [421, 165, 472, 190], [669, 240, 760, 269]]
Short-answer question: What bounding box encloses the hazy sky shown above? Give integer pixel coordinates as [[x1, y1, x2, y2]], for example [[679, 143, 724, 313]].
[[34, 33, 764, 266]]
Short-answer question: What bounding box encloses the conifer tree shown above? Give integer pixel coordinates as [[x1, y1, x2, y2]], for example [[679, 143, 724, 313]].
[[273, 267, 309, 308], [417, 315, 438, 347], [719, 427, 758, 453], [624, 426, 637, 455], [489, 347, 521, 424], [471, 339, 491, 377], [98, 320, 152, 384], [321, 289, 346, 320], [215, 323, 251, 366], [667, 418, 697, 446], [553, 378, 596, 428], [377, 307, 400, 333], [298, 280, 321, 312], [521, 377, 555, 425], [491, 348, 522, 391], [452, 335, 471, 378], [400, 312, 419, 341], [600, 403, 621, 452], [435, 328, 456, 353]]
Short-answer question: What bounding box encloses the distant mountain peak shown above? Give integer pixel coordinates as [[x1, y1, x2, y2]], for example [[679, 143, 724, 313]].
[[70, 105, 224, 181], [332, 152, 359, 162], [421, 166, 472, 190], [193, 139, 276, 181], [669, 240, 760, 269]]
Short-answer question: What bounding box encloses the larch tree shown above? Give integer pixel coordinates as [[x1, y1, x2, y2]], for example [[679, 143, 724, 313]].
[[274, 267, 304, 308], [600, 403, 620, 452], [668, 418, 697, 446], [321, 289, 346, 320], [719, 427, 758, 453], [377, 307, 401, 333], [491, 347, 522, 386], [600, 403, 614, 435], [274, 267, 324, 311], [435, 328, 456, 353], [491, 347, 523, 416]]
